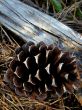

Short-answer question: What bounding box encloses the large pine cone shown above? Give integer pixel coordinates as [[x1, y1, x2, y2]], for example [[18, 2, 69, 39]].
[[3, 41, 79, 99]]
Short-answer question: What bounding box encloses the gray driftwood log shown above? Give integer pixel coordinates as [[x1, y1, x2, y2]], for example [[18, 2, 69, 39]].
[[0, 0, 82, 51]]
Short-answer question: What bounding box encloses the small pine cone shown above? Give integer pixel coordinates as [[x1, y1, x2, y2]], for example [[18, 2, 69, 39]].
[[3, 41, 79, 99]]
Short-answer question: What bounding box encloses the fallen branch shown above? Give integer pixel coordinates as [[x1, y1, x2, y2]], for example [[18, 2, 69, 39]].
[[0, 0, 82, 50]]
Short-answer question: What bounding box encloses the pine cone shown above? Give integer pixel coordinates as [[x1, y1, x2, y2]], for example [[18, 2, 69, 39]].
[[3, 41, 79, 99]]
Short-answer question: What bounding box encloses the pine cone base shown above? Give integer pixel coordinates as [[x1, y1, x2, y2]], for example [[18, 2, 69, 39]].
[[3, 41, 79, 99]]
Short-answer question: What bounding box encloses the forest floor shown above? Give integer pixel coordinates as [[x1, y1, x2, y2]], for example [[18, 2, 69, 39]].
[[0, 0, 82, 110]]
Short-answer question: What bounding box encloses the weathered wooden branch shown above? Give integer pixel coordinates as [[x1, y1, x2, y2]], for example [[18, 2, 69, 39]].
[[0, 0, 82, 51]]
